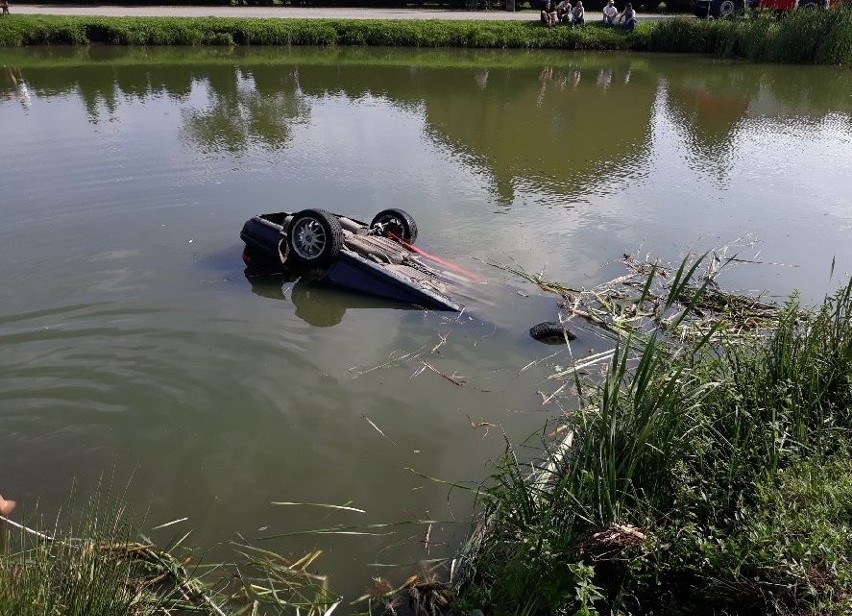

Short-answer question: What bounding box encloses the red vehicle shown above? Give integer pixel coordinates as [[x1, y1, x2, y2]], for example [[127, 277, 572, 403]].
[[695, 0, 837, 18], [760, 0, 835, 10]]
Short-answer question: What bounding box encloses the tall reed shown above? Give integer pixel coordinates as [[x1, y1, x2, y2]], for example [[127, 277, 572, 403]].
[[645, 8, 852, 64], [0, 494, 150, 616], [462, 271, 852, 614], [0, 490, 340, 615]]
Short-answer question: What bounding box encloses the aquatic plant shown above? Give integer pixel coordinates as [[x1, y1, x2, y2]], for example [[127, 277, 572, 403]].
[[454, 257, 852, 614], [0, 493, 341, 616]]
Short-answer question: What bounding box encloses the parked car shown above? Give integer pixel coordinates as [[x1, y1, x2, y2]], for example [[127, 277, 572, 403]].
[[759, 0, 834, 10], [694, 0, 754, 17], [695, 0, 834, 17]]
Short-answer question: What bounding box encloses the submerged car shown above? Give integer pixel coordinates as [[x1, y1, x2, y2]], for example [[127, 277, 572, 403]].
[[240, 208, 476, 312]]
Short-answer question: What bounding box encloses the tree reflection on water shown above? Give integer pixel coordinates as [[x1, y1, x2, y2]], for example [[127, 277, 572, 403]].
[[2, 47, 851, 200], [181, 65, 309, 154]]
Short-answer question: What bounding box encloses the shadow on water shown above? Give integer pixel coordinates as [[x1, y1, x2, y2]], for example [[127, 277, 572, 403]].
[[245, 271, 428, 328]]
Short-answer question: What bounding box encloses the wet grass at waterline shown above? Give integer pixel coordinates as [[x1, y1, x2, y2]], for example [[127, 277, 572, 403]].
[[0, 499, 343, 615], [1, 10, 852, 64], [456, 258, 852, 614], [0, 490, 462, 615]]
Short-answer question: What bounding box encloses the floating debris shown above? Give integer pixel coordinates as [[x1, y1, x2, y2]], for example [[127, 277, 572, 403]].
[[491, 248, 782, 346]]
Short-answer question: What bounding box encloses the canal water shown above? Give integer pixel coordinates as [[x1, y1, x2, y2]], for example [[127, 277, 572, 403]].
[[1, 46, 851, 602]]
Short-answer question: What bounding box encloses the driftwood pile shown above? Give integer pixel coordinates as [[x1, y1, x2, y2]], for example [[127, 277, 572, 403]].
[[495, 249, 782, 346]]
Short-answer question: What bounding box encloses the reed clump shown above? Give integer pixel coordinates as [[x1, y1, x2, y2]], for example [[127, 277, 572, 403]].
[[1, 11, 852, 64], [456, 257, 852, 615], [0, 496, 340, 616], [644, 7, 852, 63]]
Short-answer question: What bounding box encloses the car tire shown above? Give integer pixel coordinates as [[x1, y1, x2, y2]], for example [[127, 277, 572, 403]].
[[370, 209, 419, 243], [529, 321, 577, 344], [798, 0, 818, 8], [709, 0, 738, 15], [718, 0, 737, 15], [287, 208, 343, 267]]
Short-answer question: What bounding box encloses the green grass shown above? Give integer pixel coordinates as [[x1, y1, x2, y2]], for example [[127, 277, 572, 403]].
[[2, 10, 852, 64], [0, 14, 634, 49], [0, 491, 341, 616], [457, 265, 852, 615], [0, 490, 165, 616], [644, 8, 852, 63]]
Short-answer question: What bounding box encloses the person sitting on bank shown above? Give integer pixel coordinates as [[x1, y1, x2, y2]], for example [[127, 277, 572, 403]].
[[541, 0, 559, 26], [571, 1, 585, 25], [618, 2, 637, 31], [556, 0, 573, 22], [603, 0, 618, 25]]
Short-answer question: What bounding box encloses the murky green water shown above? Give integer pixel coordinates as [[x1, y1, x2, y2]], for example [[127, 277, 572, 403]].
[[1, 46, 851, 601]]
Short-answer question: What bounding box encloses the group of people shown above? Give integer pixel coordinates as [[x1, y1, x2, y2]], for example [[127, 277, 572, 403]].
[[540, 0, 637, 30], [540, 0, 586, 26]]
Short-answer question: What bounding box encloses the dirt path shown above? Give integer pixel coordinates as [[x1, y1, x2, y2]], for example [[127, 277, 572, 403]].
[[13, 4, 670, 22]]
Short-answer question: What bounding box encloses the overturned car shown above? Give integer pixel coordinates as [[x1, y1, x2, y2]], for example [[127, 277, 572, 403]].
[[240, 208, 476, 312]]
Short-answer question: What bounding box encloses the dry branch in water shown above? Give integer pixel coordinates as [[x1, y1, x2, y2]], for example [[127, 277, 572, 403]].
[[364, 415, 398, 446], [490, 247, 782, 346], [417, 361, 466, 387]]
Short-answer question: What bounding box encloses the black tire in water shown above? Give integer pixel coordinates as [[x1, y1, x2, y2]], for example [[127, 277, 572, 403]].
[[370, 208, 419, 243], [287, 209, 343, 267], [529, 321, 577, 344]]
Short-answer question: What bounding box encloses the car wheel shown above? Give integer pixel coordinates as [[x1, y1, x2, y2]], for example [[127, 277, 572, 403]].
[[287, 208, 343, 267], [529, 321, 577, 344], [798, 0, 818, 8], [719, 0, 737, 14], [370, 209, 418, 243]]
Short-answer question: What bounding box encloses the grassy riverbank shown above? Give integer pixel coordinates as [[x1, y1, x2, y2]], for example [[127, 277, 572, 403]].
[[0, 497, 341, 615], [1, 10, 852, 64], [455, 258, 852, 615]]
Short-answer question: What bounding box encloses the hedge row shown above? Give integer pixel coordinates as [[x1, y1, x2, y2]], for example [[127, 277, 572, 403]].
[[1, 11, 851, 64]]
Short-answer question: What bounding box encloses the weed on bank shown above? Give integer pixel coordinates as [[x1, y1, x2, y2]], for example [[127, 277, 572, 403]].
[[0, 495, 339, 615], [1, 9, 852, 64], [457, 260, 852, 614]]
